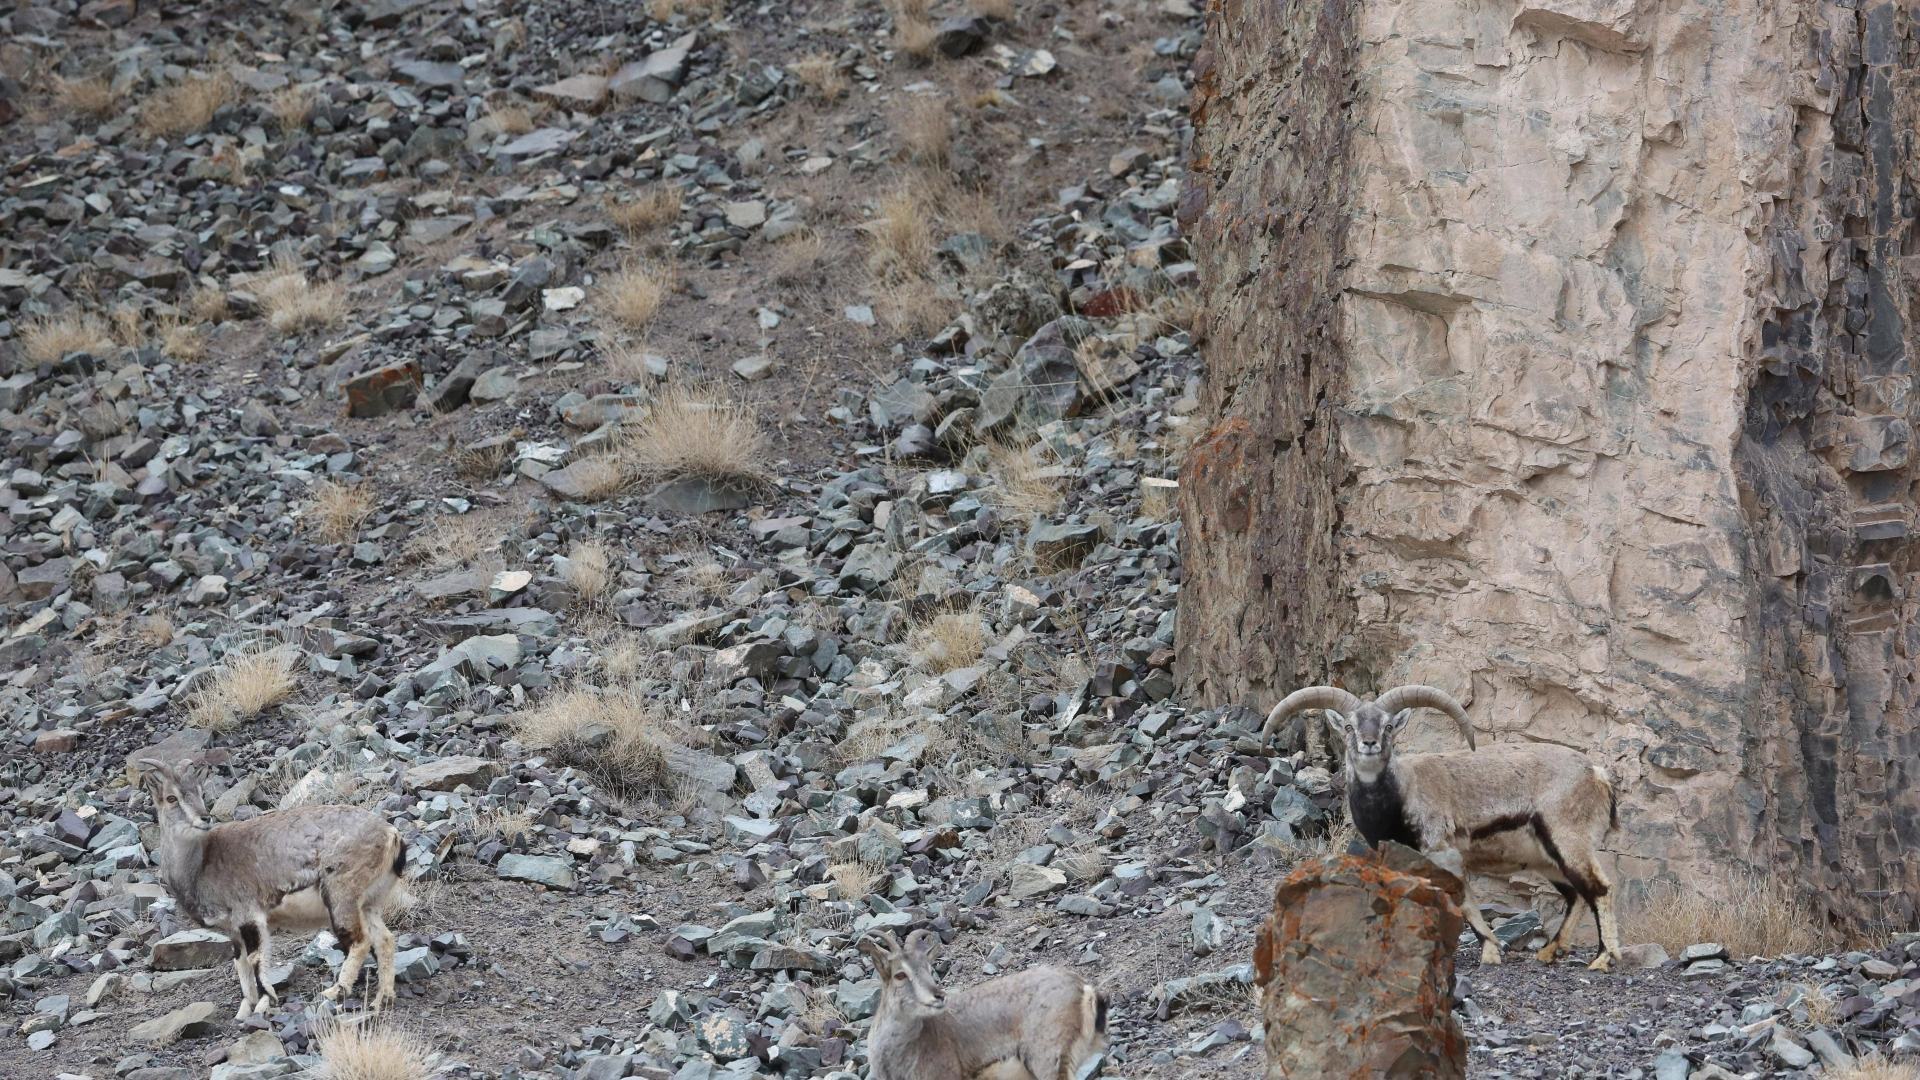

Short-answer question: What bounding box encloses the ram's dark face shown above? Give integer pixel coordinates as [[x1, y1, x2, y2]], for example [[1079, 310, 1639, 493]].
[[1331, 704, 1411, 780]]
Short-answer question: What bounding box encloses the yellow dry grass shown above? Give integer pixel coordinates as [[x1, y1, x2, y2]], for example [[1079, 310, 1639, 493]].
[[561, 455, 631, 502], [863, 188, 933, 278], [478, 100, 539, 138], [617, 384, 769, 484], [268, 85, 314, 131], [512, 686, 679, 800], [771, 230, 830, 288], [136, 614, 177, 648], [563, 540, 614, 606], [873, 274, 949, 340], [598, 261, 673, 331], [894, 14, 938, 60], [157, 315, 207, 362], [602, 340, 658, 385], [188, 286, 231, 323], [314, 1019, 434, 1080], [1825, 1057, 1920, 1080], [404, 516, 500, 570], [253, 256, 349, 335], [827, 859, 883, 901], [188, 646, 299, 732], [789, 53, 848, 102], [648, 0, 727, 19], [19, 312, 115, 366], [906, 609, 986, 673], [982, 440, 1065, 519], [55, 74, 122, 119], [1627, 873, 1836, 958], [973, 0, 1015, 18], [305, 480, 374, 543], [897, 97, 951, 168], [608, 186, 683, 236], [139, 73, 236, 138]]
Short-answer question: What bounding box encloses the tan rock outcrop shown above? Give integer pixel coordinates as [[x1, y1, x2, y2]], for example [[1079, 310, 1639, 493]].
[[1254, 845, 1467, 1078], [1181, 0, 1919, 927]]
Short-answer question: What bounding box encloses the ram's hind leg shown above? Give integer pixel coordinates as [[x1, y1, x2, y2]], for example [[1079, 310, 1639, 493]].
[[231, 929, 261, 1021], [1537, 883, 1581, 964], [320, 904, 373, 1004], [367, 906, 397, 1011], [249, 920, 278, 1015]]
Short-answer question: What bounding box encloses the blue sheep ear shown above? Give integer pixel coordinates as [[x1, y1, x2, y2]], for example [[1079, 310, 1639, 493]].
[[1322, 709, 1350, 733], [1387, 709, 1413, 732]]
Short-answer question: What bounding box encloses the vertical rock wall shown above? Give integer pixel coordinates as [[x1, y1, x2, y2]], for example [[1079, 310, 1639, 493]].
[[1182, 0, 1920, 927]]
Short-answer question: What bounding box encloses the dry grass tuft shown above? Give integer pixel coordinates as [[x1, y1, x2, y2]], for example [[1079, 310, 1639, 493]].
[[1826, 1057, 1920, 1080], [873, 274, 949, 341], [1139, 477, 1177, 520], [253, 256, 349, 336], [268, 85, 315, 131], [906, 609, 986, 673], [136, 614, 177, 648], [305, 480, 375, 543], [598, 261, 674, 331], [608, 186, 683, 236], [1627, 873, 1836, 958], [110, 307, 146, 350], [885, 0, 932, 17], [827, 859, 884, 901], [188, 646, 299, 732], [563, 540, 615, 606], [188, 286, 231, 324], [648, 0, 727, 20], [983, 440, 1065, 519], [602, 340, 659, 385], [771, 230, 830, 287], [894, 14, 938, 60], [139, 73, 236, 139], [1058, 848, 1108, 884], [973, 0, 1015, 18], [897, 97, 951, 168], [452, 439, 518, 481], [513, 686, 681, 801], [55, 74, 122, 119], [156, 315, 207, 362], [789, 53, 848, 102], [404, 516, 500, 570], [478, 100, 540, 138], [314, 1019, 434, 1080], [561, 455, 631, 502], [618, 384, 769, 485], [863, 188, 933, 278], [20, 312, 115, 366]]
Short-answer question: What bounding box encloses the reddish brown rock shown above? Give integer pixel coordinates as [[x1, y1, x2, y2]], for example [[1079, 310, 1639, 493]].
[[342, 358, 422, 418], [1254, 845, 1465, 1079], [34, 730, 82, 753]]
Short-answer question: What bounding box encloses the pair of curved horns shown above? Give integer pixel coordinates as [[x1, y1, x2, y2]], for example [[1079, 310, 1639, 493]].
[[1261, 684, 1477, 750]]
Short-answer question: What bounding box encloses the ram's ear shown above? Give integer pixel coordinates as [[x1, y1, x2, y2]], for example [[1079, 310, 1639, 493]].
[[857, 936, 895, 976], [903, 929, 940, 961], [1322, 709, 1351, 734], [1387, 709, 1413, 733]]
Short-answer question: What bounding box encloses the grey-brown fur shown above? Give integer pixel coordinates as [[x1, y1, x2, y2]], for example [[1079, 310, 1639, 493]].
[[1266, 686, 1623, 972], [860, 930, 1107, 1080], [136, 758, 409, 1017]]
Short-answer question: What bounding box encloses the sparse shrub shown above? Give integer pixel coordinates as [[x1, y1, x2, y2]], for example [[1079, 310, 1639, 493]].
[[1627, 872, 1836, 958], [253, 256, 349, 335], [1826, 1057, 1920, 1080], [188, 286, 231, 323], [136, 614, 176, 648], [789, 54, 848, 102], [771, 230, 830, 287], [893, 14, 938, 60], [598, 261, 673, 331], [907, 609, 986, 673], [873, 274, 949, 340], [617, 384, 769, 485], [157, 315, 206, 362], [139, 73, 236, 138], [1058, 849, 1108, 884], [188, 646, 299, 732], [314, 1019, 433, 1080], [828, 859, 883, 901], [452, 438, 517, 481], [563, 455, 631, 502], [602, 340, 659, 385], [609, 187, 683, 236], [305, 480, 374, 543], [404, 516, 499, 570], [512, 686, 680, 800], [19, 312, 115, 366], [478, 100, 539, 138]]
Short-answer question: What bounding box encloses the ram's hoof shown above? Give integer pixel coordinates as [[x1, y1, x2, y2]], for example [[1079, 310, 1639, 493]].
[[1587, 952, 1615, 973], [1479, 942, 1504, 965]]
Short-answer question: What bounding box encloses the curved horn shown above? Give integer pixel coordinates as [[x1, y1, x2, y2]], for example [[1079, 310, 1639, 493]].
[[1262, 686, 1362, 738], [1373, 684, 1476, 750]]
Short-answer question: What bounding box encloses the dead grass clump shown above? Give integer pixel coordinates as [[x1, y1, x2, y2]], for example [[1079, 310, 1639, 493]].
[[973, 0, 1015, 18], [864, 188, 933, 278], [907, 610, 986, 673], [618, 384, 769, 485], [1627, 873, 1836, 958], [513, 687, 679, 800], [983, 440, 1065, 519], [885, 0, 932, 17], [771, 230, 830, 287], [139, 73, 236, 139], [404, 516, 500, 570], [157, 315, 206, 362], [897, 97, 951, 168], [478, 100, 540, 138], [789, 53, 848, 103], [1139, 477, 1177, 520], [647, 0, 726, 20], [314, 1019, 434, 1080], [268, 85, 314, 131], [873, 274, 949, 341], [608, 186, 683, 236], [1827, 1058, 1920, 1080], [136, 614, 177, 648], [827, 859, 883, 901], [188, 286, 231, 323], [253, 256, 349, 335], [598, 262, 673, 331], [452, 438, 518, 481], [563, 540, 614, 605], [305, 480, 375, 543], [1149, 286, 1204, 337], [894, 15, 938, 60], [563, 455, 631, 502], [1058, 848, 1108, 884], [55, 75, 122, 119], [602, 340, 659, 385], [188, 646, 299, 732], [20, 312, 115, 366]]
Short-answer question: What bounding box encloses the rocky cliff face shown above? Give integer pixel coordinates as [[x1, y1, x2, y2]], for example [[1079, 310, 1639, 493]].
[[1180, 0, 1919, 927]]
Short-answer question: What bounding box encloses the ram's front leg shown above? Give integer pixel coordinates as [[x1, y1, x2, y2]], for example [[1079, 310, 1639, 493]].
[[1431, 844, 1503, 965]]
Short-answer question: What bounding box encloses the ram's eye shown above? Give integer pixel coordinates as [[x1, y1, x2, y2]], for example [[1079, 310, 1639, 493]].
[[166, 796, 177, 804], [893, 972, 906, 981]]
